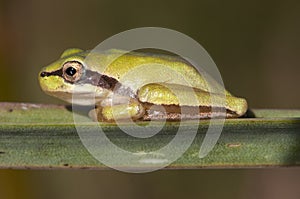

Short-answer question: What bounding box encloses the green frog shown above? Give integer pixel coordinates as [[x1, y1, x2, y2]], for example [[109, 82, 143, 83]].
[[39, 48, 247, 122]]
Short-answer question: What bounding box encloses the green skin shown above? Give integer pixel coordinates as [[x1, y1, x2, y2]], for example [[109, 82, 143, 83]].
[[39, 48, 248, 122]]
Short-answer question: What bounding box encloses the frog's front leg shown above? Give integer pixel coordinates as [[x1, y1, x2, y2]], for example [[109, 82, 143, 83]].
[[89, 99, 145, 122]]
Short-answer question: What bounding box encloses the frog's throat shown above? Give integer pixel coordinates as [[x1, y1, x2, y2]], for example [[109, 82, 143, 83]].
[[40, 68, 136, 98]]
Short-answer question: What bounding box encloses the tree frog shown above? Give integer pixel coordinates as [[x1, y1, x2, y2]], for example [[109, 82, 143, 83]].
[[39, 48, 247, 122]]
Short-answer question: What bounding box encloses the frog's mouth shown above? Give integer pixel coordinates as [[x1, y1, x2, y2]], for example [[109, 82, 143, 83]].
[[44, 89, 108, 106]]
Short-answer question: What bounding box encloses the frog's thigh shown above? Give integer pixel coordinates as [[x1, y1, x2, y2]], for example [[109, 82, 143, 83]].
[[137, 83, 226, 120], [89, 100, 145, 122], [137, 83, 197, 106], [137, 83, 199, 120]]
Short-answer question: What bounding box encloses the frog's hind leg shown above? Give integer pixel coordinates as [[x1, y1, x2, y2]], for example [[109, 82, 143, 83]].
[[137, 83, 211, 120], [137, 83, 244, 121]]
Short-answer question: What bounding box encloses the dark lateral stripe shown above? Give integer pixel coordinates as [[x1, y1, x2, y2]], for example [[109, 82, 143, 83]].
[[142, 102, 238, 120], [40, 68, 134, 96], [78, 70, 119, 91], [80, 71, 136, 97]]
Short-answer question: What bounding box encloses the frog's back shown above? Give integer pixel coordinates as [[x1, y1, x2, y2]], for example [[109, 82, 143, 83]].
[[85, 49, 230, 94]]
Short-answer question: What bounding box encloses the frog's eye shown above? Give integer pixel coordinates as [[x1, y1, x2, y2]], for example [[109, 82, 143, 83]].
[[62, 61, 83, 82]]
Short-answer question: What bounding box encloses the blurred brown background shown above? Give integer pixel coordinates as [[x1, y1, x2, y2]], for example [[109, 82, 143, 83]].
[[0, 0, 300, 198]]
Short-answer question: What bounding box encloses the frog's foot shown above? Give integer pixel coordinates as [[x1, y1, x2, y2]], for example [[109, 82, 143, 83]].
[[89, 100, 145, 122]]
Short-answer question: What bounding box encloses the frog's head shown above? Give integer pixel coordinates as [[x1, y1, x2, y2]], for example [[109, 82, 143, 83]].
[[39, 48, 117, 105]]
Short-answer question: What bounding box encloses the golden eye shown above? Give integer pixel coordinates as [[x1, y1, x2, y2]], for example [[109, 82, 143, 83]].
[[62, 61, 83, 82]]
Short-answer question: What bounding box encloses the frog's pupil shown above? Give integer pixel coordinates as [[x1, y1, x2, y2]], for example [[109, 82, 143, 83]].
[[66, 67, 77, 76]]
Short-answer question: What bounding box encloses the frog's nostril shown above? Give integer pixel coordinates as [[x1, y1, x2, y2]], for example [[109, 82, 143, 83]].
[[40, 72, 47, 77]]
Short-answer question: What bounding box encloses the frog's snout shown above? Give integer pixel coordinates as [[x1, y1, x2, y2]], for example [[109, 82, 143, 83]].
[[39, 69, 63, 78], [40, 71, 55, 77]]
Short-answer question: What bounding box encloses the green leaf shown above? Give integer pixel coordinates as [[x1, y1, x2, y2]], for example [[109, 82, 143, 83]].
[[0, 102, 299, 169]]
